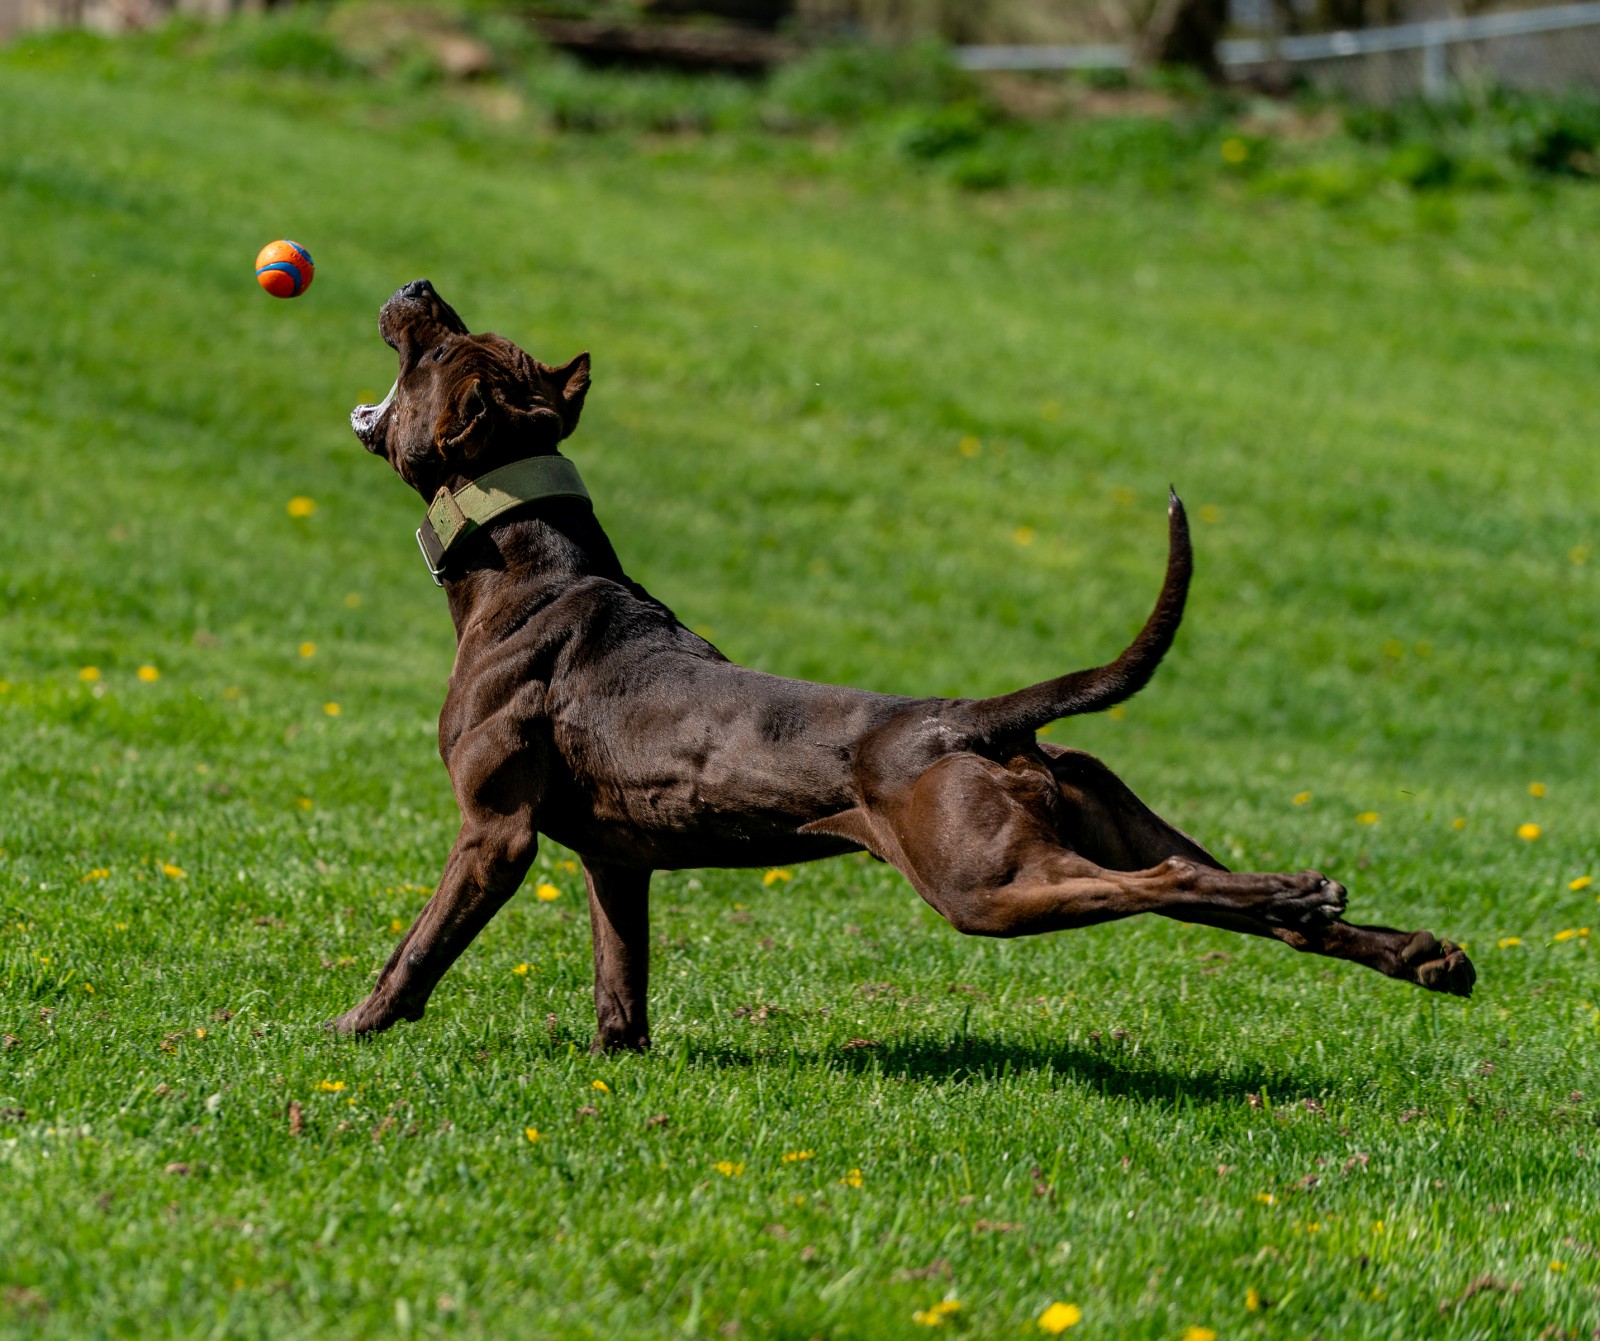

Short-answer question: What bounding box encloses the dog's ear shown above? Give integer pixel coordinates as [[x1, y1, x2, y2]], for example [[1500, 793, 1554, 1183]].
[[542, 352, 590, 439], [437, 376, 493, 458]]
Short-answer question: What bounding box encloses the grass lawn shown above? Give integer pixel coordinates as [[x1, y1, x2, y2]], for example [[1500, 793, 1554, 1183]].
[[1, 37, 1598, 1341]]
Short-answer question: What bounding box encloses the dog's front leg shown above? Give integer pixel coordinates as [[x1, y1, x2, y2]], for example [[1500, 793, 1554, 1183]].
[[584, 861, 652, 1053], [327, 816, 537, 1036]]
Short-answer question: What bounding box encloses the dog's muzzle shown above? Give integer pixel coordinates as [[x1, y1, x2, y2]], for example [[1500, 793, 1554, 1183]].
[[351, 379, 397, 448]]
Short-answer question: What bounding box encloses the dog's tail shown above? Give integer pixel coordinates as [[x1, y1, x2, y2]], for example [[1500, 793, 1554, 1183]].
[[959, 489, 1191, 740]]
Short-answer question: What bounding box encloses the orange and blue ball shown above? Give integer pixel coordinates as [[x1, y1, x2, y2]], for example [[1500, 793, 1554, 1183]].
[[254, 240, 315, 298]]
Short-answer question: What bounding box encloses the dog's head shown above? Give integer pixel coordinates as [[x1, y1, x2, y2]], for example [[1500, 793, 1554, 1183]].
[[350, 279, 590, 499]]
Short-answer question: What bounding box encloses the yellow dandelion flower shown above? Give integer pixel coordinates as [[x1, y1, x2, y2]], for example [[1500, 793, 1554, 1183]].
[[1182, 1329, 1218, 1341], [1221, 136, 1248, 163], [1199, 504, 1222, 524], [37, 955, 49, 966], [512, 962, 530, 976], [1551, 1260, 1567, 1272], [1518, 823, 1541, 841], [1037, 1301, 1082, 1333], [1356, 812, 1379, 825], [286, 497, 316, 518], [958, 435, 981, 457], [79, 666, 101, 682], [1107, 704, 1127, 720], [161, 863, 186, 879], [1246, 1287, 1262, 1312], [912, 1300, 961, 1326], [317, 1080, 345, 1092], [195, 1027, 207, 1039], [83, 982, 95, 994], [82, 868, 110, 882], [714, 1160, 744, 1177], [1255, 1192, 1276, 1205], [1554, 929, 1579, 942], [114, 922, 127, 931], [1570, 875, 1592, 892], [137, 665, 160, 683], [1013, 526, 1036, 547], [559, 860, 579, 873], [1373, 1219, 1385, 1234], [763, 869, 792, 886], [1529, 781, 1547, 797], [839, 1167, 864, 1188], [535, 883, 561, 901], [343, 592, 361, 608], [1497, 937, 1522, 948], [1452, 817, 1467, 830], [1292, 791, 1312, 806], [298, 642, 316, 659], [1571, 544, 1590, 565], [591, 1080, 610, 1092], [389, 918, 406, 933], [524, 1127, 540, 1143], [781, 1149, 814, 1163], [323, 702, 341, 717]]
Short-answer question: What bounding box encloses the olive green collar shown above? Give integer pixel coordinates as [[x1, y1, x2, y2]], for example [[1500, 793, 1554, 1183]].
[[416, 455, 590, 585]]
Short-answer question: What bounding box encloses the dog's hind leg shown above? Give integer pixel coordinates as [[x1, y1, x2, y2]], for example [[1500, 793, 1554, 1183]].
[[327, 813, 539, 1035], [585, 861, 653, 1053], [1037, 745, 1474, 994], [1040, 744, 1224, 873], [823, 750, 1473, 997]]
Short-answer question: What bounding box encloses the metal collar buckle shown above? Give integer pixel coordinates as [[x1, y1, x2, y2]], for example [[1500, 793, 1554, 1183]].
[[416, 525, 448, 587]]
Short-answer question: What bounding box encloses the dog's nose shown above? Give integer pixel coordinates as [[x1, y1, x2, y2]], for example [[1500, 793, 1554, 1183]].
[[401, 278, 435, 299]]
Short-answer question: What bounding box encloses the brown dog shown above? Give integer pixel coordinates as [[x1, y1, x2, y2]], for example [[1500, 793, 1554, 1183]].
[[330, 279, 1474, 1051]]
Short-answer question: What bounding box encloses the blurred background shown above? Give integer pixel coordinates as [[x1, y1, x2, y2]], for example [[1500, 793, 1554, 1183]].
[[12, 0, 1600, 101]]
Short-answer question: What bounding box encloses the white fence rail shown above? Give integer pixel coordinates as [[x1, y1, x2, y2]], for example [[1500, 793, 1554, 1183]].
[[957, 1, 1600, 100]]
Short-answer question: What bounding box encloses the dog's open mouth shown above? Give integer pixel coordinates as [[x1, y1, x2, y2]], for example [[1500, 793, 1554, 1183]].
[[351, 379, 397, 448]]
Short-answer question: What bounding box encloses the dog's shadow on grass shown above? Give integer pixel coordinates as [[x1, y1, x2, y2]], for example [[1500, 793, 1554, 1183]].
[[684, 1034, 1323, 1109]]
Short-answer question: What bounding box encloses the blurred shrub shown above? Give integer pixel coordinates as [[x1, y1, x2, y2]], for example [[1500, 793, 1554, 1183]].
[[1347, 87, 1600, 182], [527, 59, 760, 132], [766, 38, 980, 124], [214, 12, 363, 79], [894, 99, 995, 158]]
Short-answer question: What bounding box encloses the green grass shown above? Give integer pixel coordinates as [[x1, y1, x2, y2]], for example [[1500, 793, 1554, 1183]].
[[2, 35, 1599, 1341]]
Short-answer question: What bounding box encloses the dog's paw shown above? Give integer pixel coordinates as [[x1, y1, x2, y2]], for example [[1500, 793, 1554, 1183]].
[[1398, 932, 1476, 998], [1264, 872, 1347, 928], [324, 998, 415, 1037], [590, 1032, 652, 1056], [323, 1008, 374, 1037]]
